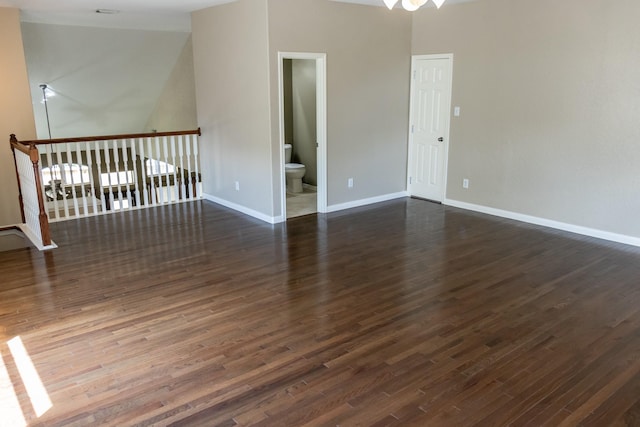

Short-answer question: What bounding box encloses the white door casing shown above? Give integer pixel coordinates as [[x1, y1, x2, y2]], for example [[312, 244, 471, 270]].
[[277, 52, 327, 220], [407, 54, 453, 202]]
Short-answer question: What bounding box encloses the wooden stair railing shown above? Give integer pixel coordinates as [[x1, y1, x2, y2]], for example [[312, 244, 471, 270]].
[[9, 128, 201, 247], [10, 134, 52, 248]]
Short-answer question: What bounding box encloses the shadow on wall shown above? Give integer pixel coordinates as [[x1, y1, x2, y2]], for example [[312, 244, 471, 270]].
[[21, 22, 197, 139], [283, 58, 317, 186]]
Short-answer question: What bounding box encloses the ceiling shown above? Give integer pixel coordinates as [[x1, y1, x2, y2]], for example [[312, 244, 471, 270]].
[[0, 0, 235, 32], [0, 0, 474, 32]]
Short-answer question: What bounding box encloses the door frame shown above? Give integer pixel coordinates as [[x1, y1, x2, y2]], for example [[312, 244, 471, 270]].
[[407, 53, 453, 202], [277, 52, 328, 219]]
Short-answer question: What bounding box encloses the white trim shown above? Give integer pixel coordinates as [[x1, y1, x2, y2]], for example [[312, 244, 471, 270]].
[[2, 224, 58, 251], [316, 56, 328, 214], [326, 192, 408, 213], [444, 198, 640, 248], [277, 53, 287, 220], [202, 193, 282, 224], [407, 53, 453, 202], [277, 52, 328, 220]]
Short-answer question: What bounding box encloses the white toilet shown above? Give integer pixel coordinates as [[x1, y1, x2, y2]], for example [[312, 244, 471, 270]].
[[284, 144, 306, 193]]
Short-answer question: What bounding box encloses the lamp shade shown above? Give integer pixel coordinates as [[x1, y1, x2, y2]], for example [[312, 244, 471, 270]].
[[401, 0, 427, 12]]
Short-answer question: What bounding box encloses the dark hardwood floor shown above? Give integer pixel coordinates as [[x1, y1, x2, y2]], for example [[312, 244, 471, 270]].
[[2, 198, 640, 426]]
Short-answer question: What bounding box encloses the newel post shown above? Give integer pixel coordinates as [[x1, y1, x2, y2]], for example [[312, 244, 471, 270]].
[[28, 143, 51, 246]]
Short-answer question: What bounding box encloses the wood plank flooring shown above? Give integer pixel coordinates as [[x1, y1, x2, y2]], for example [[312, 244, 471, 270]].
[[1, 198, 640, 426]]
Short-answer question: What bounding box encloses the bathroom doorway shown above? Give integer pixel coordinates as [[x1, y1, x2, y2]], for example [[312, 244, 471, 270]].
[[278, 52, 327, 219]]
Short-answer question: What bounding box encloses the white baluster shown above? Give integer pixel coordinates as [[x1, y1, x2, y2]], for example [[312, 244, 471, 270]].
[[138, 138, 149, 207], [111, 139, 124, 211], [170, 136, 178, 203], [178, 135, 185, 200], [93, 141, 107, 214], [147, 137, 156, 205], [193, 134, 200, 198], [119, 138, 132, 210], [43, 145, 59, 220], [67, 143, 80, 217], [185, 135, 193, 199], [85, 141, 98, 216], [130, 138, 141, 210], [74, 142, 88, 217], [102, 140, 114, 212]]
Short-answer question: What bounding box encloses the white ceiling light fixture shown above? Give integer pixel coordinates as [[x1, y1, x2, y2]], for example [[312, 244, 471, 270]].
[[385, 0, 445, 11], [383, 0, 398, 9], [402, 0, 425, 11]]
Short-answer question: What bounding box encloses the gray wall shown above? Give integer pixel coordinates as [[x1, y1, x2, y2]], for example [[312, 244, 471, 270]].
[[193, 0, 412, 219], [22, 22, 191, 138], [291, 59, 317, 186], [192, 0, 274, 216], [413, 0, 640, 238], [145, 36, 198, 132], [268, 0, 413, 210], [0, 8, 37, 226]]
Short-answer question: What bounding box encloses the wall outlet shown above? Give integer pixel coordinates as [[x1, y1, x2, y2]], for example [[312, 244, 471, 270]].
[[348, 178, 354, 188], [235, 181, 240, 191], [463, 178, 469, 189], [454, 106, 461, 117]]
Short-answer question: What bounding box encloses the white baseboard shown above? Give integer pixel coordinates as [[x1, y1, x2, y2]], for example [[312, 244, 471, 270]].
[[326, 191, 409, 213], [1, 224, 58, 251], [444, 198, 640, 248], [202, 191, 410, 223], [202, 193, 282, 224]]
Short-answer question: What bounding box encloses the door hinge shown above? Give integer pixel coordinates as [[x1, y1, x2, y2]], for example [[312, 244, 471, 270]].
[[411, 125, 414, 134], [413, 70, 417, 79], [409, 176, 413, 184]]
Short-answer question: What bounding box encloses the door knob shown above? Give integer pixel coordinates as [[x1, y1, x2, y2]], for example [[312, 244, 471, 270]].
[[438, 137, 444, 142]]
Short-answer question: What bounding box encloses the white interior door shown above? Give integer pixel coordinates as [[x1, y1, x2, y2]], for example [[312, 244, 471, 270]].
[[407, 55, 453, 202]]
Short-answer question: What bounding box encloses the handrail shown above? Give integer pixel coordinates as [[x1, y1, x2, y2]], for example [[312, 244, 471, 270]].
[[13, 128, 201, 146], [10, 138, 32, 155]]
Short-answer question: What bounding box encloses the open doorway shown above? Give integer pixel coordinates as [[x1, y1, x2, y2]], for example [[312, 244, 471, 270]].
[[278, 52, 327, 219]]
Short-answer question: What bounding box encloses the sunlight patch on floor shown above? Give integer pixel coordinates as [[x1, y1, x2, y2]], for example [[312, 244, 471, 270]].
[[0, 351, 27, 427], [8, 336, 52, 417]]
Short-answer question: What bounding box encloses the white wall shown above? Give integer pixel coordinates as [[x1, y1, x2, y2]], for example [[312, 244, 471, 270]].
[[0, 7, 37, 226], [21, 23, 191, 138], [412, 0, 640, 238]]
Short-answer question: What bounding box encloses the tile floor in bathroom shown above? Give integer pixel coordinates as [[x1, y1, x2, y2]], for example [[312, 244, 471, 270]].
[[286, 184, 317, 218]]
